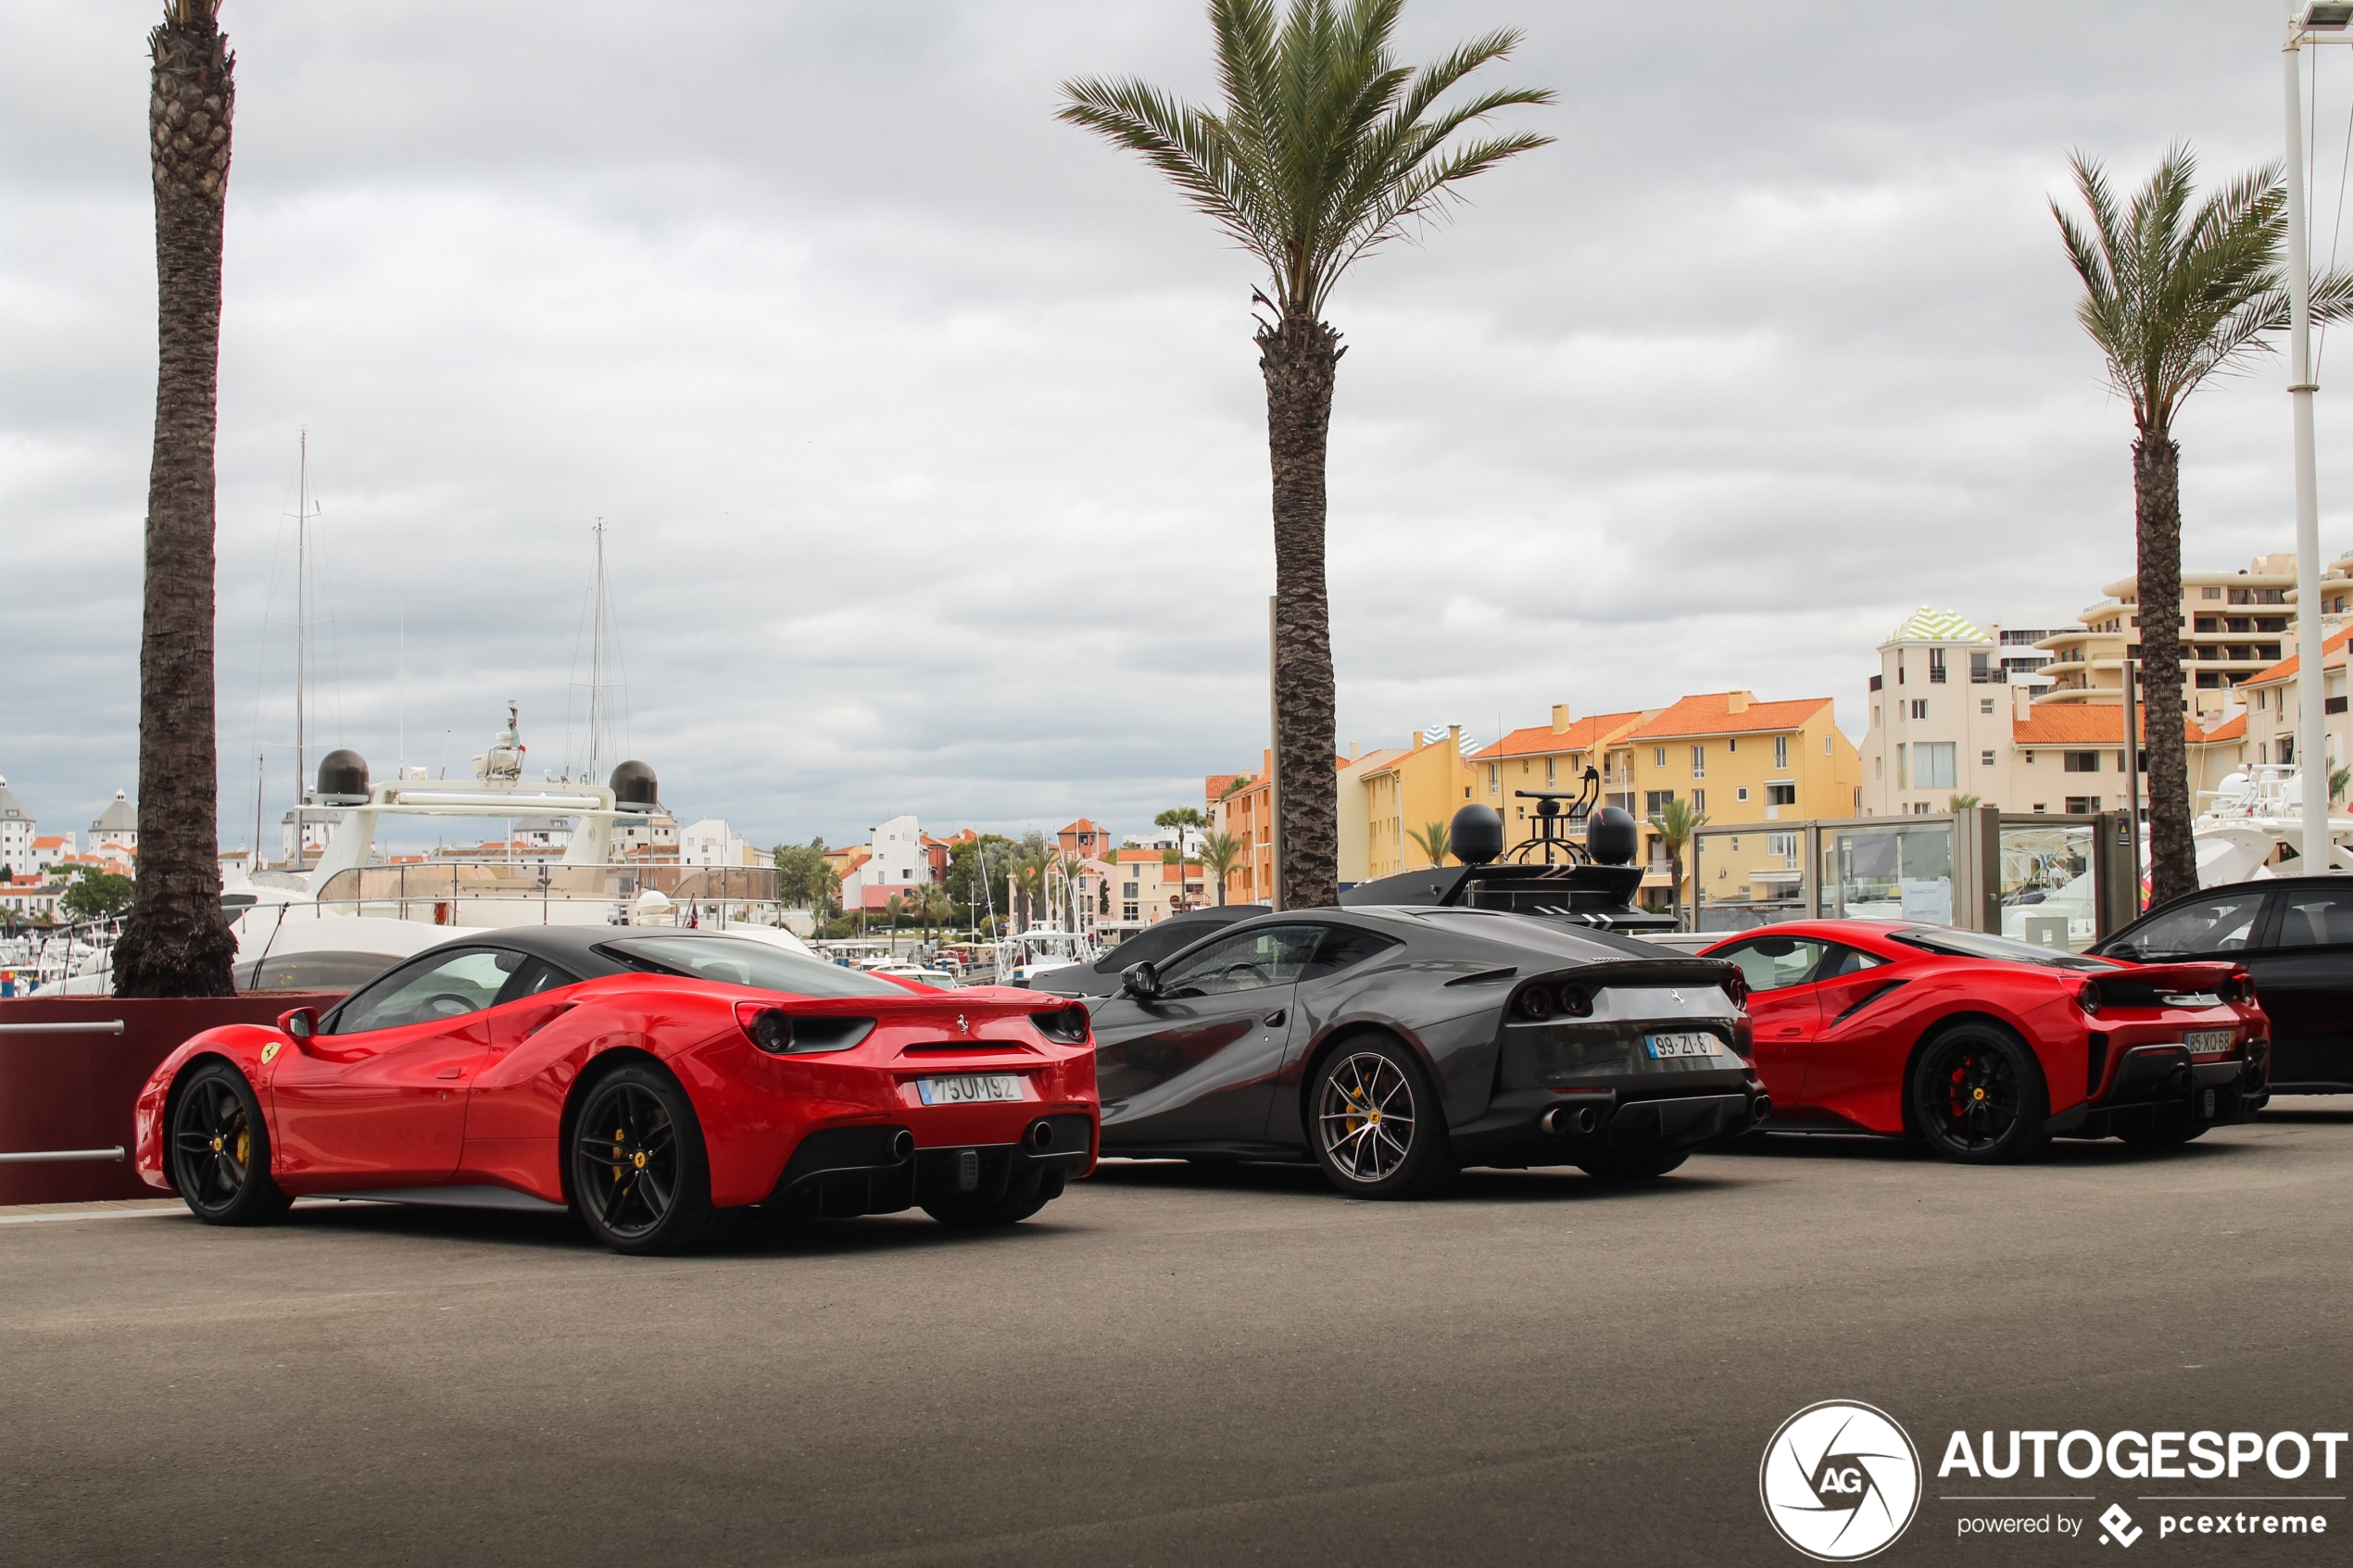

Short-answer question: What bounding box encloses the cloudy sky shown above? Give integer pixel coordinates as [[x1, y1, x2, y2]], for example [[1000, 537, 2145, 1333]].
[[6, 1, 2351, 853]]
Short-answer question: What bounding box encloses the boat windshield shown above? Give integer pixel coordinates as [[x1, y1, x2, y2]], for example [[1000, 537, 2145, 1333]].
[[597, 935, 908, 997], [1888, 926, 2114, 971]]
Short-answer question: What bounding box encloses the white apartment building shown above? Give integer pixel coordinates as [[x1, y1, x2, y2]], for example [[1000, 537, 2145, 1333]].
[[2037, 553, 2321, 719], [0, 778, 31, 875], [678, 817, 761, 867], [1863, 608, 2245, 816], [90, 790, 137, 854], [2240, 627, 2351, 776], [837, 814, 939, 910]]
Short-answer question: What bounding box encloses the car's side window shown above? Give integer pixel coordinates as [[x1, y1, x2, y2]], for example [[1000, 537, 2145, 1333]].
[[1301, 925, 1403, 981], [2271, 887, 2353, 949], [1158, 924, 1324, 998], [329, 948, 515, 1035], [494, 956, 581, 1007], [2116, 893, 2271, 960], [1717, 936, 1836, 994], [1819, 947, 1886, 980]]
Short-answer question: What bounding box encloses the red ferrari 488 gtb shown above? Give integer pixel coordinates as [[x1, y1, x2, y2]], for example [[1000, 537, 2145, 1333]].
[[1698, 922, 2269, 1162], [135, 928, 1099, 1252]]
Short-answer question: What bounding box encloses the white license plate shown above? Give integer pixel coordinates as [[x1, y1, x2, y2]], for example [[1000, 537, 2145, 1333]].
[[917, 1073, 1025, 1106], [1644, 1032, 1720, 1060], [2184, 1030, 2236, 1053]]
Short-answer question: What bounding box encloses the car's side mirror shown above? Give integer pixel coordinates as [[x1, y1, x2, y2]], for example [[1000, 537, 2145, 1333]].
[[1121, 961, 1161, 1001], [277, 1006, 318, 1045]]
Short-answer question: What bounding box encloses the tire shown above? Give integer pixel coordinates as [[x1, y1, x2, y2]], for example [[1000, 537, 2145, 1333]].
[[569, 1063, 732, 1255], [169, 1062, 293, 1226], [1577, 1148, 1692, 1181], [923, 1165, 1063, 1227], [1306, 1036, 1457, 1199], [1908, 1022, 2052, 1164]]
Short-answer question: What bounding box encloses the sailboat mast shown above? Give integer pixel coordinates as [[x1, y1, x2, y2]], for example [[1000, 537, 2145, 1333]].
[[586, 518, 608, 785], [293, 431, 308, 871]]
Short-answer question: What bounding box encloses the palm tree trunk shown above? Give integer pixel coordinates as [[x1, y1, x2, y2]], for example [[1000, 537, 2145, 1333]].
[[2133, 431, 2195, 907], [114, 6, 236, 999], [1258, 310, 1341, 911]]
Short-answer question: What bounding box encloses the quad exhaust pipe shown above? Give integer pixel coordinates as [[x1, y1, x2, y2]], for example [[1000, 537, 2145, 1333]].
[[1542, 1104, 1601, 1137]]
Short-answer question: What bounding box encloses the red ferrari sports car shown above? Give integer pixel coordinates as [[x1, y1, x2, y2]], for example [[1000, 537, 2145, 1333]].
[[135, 927, 1099, 1252], [1697, 922, 2270, 1162]]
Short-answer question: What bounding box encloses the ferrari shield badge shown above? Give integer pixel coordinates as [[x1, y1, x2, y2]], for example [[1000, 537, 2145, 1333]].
[[260, 1040, 282, 1065]]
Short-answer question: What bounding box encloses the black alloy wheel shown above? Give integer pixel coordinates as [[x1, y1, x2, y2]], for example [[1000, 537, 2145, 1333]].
[[1307, 1036, 1456, 1199], [1908, 1023, 2051, 1164], [923, 1165, 1063, 1227], [569, 1064, 730, 1254], [169, 1063, 293, 1225]]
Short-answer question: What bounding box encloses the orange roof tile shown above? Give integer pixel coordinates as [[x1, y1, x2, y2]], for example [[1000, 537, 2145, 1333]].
[[2198, 714, 2246, 743], [2241, 625, 2353, 686], [1627, 693, 1833, 741], [1477, 709, 1652, 759], [2010, 706, 2203, 746]]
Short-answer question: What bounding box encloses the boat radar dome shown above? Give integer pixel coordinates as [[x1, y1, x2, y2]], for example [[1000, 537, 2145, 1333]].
[[1584, 805, 1639, 867], [1448, 804, 1504, 866], [610, 759, 660, 813], [316, 749, 370, 806]]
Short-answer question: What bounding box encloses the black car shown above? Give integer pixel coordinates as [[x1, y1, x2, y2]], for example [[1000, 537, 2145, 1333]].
[[1021, 906, 1270, 996], [2092, 875, 2353, 1093], [1075, 900, 1765, 1197]]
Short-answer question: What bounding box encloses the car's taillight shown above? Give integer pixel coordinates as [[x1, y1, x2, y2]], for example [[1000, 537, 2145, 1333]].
[[1510, 984, 1592, 1022], [1719, 970, 1749, 1008], [1030, 1004, 1090, 1044], [2220, 972, 2256, 1006], [735, 1002, 874, 1056], [2075, 980, 2102, 1016]]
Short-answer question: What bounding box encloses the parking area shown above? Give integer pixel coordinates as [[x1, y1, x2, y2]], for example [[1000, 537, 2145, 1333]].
[[5, 1105, 2351, 1568]]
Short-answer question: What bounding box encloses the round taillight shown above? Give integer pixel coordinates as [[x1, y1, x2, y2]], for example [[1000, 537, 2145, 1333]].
[[2075, 980, 2102, 1017], [1557, 984, 1594, 1018], [1718, 970, 1749, 1008], [749, 1007, 792, 1054], [1513, 986, 1555, 1022]]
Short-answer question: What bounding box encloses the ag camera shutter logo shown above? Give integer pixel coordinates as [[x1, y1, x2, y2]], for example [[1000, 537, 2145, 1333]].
[[1759, 1400, 1922, 1561]]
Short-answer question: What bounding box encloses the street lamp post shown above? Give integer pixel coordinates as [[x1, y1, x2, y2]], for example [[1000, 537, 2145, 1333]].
[[2284, 2, 2348, 870]]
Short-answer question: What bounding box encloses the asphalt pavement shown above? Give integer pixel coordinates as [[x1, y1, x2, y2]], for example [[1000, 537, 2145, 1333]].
[[5, 1105, 2350, 1568]]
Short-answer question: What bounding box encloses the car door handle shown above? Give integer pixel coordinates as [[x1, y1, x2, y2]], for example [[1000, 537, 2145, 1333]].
[[1262, 1010, 1287, 1028], [1774, 1026, 1803, 1037], [435, 1067, 463, 1080]]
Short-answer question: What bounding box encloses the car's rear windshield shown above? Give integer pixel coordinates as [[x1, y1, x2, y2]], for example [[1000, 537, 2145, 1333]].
[[596, 935, 908, 997], [1889, 927, 2113, 971]]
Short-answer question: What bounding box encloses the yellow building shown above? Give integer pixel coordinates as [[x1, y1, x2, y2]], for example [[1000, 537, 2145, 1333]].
[[1351, 727, 1477, 882], [1473, 706, 1655, 845]]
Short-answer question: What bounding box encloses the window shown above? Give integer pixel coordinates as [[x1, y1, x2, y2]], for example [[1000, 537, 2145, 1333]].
[[602, 935, 905, 997], [1981, 698, 1995, 715], [1981, 750, 1996, 767], [1489, 763, 1499, 794], [1544, 756, 1555, 787], [1303, 925, 1403, 979], [1655, 747, 1667, 768], [330, 947, 581, 1035], [1644, 790, 1677, 819], [1873, 704, 1881, 727], [1727, 736, 1737, 752], [1692, 788, 1706, 812], [1773, 735, 1789, 770], [1691, 746, 1706, 779], [1914, 743, 1957, 789], [2063, 751, 2101, 772], [2114, 751, 2128, 772], [2108, 891, 2270, 960], [1122, 902, 1139, 921], [1825, 734, 1833, 756], [1714, 936, 1885, 993], [2274, 887, 2353, 947], [2201, 585, 2221, 599], [1911, 801, 1934, 815], [1928, 647, 1947, 684], [1737, 786, 1750, 802], [1766, 783, 1797, 807], [1157, 924, 1323, 997], [1909, 700, 1929, 720], [2065, 796, 2100, 813], [1122, 882, 1139, 898]]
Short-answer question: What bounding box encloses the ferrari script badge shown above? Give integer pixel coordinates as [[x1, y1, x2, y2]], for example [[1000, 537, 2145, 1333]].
[[260, 1041, 282, 1066]]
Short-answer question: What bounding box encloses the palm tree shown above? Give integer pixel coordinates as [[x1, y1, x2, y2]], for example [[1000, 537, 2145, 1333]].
[[1649, 797, 1707, 932], [2333, 764, 2350, 804], [1200, 830, 1245, 905], [1947, 794, 1982, 810], [113, 0, 238, 998], [1405, 820, 1450, 868], [2052, 145, 2353, 905], [913, 882, 953, 949], [1061, 0, 1552, 912], [1155, 805, 1205, 909]]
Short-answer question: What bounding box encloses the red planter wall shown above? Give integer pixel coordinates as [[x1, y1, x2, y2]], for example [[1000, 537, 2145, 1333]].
[[0, 995, 342, 1205]]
